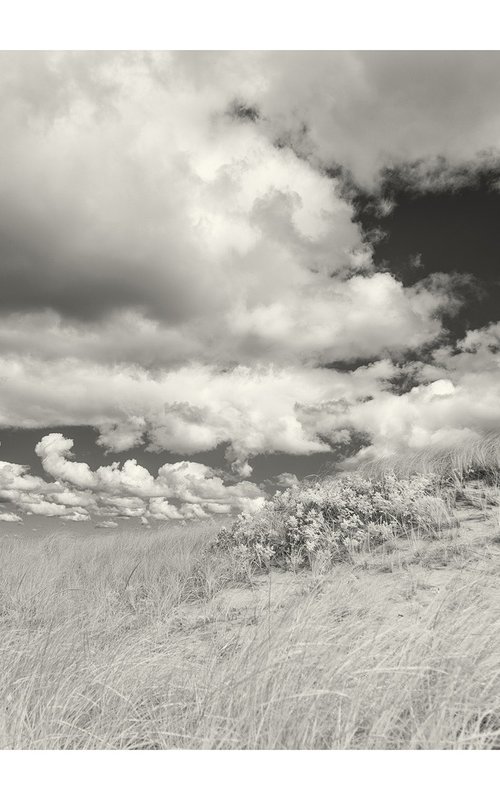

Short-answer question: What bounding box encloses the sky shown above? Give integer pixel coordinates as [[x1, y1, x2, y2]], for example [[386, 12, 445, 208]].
[[1, 50, 500, 530]]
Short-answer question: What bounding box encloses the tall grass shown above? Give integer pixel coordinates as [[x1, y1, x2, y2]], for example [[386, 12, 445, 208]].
[[186, 570, 500, 749], [0, 512, 499, 749], [359, 431, 500, 485]]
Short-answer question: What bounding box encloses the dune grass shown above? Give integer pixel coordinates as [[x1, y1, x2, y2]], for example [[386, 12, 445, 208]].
[[359, 431, 500, 485], [0, 478, 499, 749]]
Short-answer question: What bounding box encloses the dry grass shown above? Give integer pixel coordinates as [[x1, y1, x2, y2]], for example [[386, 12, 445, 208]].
[[359, 432, 500, 486], [0, 497, 499, 749]]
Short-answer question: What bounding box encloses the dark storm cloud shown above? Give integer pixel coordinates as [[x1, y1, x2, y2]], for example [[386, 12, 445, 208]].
[[0, 211, 205, 322]]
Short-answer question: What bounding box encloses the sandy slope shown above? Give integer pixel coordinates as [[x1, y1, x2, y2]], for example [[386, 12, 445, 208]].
[[162, 503, 500, 683]]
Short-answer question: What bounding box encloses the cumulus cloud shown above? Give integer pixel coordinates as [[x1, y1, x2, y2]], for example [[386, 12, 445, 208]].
[[0, 359, 399, 473], [0, 52, 369, 327], [0, 511, 22, 523], [333, 323, 500, 463], [0, 267, 455, 370], [35, 434, 96, 489], [0, 434, 265, 523], [243, 51, 500, 187]]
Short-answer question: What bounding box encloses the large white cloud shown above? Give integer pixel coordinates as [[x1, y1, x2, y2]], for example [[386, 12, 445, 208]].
[[0, 52, 368, 326], [0, 358, 398, 473], [0, 268, 453, 370], [335, 323, 500, 462]]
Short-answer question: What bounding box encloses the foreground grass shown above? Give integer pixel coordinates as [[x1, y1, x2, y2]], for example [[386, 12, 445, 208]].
[[0, 500, 499, 749]]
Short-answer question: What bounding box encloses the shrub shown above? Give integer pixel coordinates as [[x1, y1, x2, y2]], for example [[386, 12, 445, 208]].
[[216, 472, 452, 570]]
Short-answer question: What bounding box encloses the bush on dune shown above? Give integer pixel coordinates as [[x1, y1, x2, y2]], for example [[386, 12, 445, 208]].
[[216, 472, 453, 570]]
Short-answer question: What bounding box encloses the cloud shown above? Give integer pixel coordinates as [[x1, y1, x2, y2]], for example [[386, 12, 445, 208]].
[[0, 434, 266, 523], [35, 433, 96, 489], [0, 511, 22, 523], [0, 52, 369, 327], [262, 472, 300, 493], [334, 322, 500, 462], [0, 359, 399, 473], [243, 51, 500, 187], [0, 266, 455, 370]]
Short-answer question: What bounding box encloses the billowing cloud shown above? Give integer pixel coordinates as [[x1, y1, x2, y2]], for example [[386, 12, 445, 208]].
[[242, 51, 500, 187], [0, 52, 368, 326], [0, 511, 22, 523], [35, 433, 96, 488], [0, 267, 454, 369], [0, 433, 265, 523], [330, 322, 500, 462], [0, 359, 399, 474]]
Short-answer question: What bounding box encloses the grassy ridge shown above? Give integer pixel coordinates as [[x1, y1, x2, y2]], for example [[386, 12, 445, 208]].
[[358, 431, 500, 484]]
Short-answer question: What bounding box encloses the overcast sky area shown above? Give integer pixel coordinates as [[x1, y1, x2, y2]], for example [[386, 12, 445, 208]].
[[1, 50, 500, 530]]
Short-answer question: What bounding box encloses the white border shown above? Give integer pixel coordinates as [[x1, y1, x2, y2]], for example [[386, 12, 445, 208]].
[[0, 750, 497, 800], [1, 0, 500, 49]]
